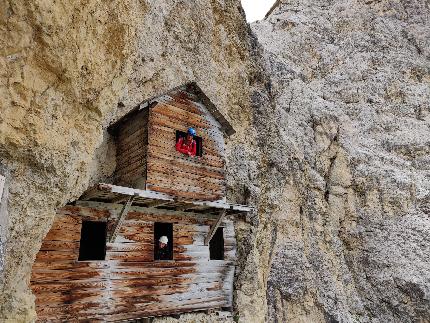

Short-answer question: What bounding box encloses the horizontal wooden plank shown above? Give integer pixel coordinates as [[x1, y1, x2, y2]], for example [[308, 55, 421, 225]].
[[148, 123, 223, 151], [35, 286, 228, 310], [117, 111, 147, 139], [117, 126, 146, 146], [44, 229, 81, 242], [149, 114, 207, 134], [145, 178, 223, 197], [147, 146, 224, 169], [148, 135, 224, 162], [156, 103, 216, 129], [146, 172, 224, 193], [31, 274, 230, 298], [35, 296, 228, 322], [105, 252, 153, 262], [116, 148, 145, 169], [114, 157, 145, 175], [36, 250, 78, 262], [156, 98, 203, 115], [57, 206, 112, 220], [32, 260, 199, 271], [31, 265, 198, 283], [147, 149, 224, 174], [147, 160, 224, 180], [152, 104, 212, 129], [40, 240, 80, 251], [146, 185, 222, 202]]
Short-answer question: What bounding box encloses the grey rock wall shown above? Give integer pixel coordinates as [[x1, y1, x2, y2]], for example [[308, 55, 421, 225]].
[[1, 0, 429, 322], [250, 0, 430, 322]]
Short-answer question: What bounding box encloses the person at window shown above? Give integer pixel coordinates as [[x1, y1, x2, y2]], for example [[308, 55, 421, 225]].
[[176, 127, 197, 156], [155, 236, 171, 260]]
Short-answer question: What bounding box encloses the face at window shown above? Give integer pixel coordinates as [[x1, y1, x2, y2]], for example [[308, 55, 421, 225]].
[[159, 241, 167, 249], [186, 134, 193, 141]]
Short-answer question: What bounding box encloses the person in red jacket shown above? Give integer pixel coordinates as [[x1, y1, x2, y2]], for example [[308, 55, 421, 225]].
[[176, 127, 197, 156]]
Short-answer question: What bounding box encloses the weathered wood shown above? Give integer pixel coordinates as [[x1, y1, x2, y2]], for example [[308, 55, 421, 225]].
[[74, 188, 252, 215], [204, 210, 226, 246], [145, 176, 224, 196], [152, 105, 211, 129], [147, 153, 224, 175], [147, 148, 224, 171], [147, 159, 224, 180], [148, 122, 223, 150], [31, 85, 246, 321], [109, 195, 135, 243]]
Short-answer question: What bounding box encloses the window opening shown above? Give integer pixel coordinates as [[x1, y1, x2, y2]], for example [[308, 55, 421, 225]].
[[78, 221, 107, 261], [175, 130, 203, 157], [209, 227, 224, 260], [154, 222, 173, 260]]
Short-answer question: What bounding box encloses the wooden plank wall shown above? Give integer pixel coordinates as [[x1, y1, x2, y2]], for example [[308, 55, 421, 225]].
[[114, 109, 148, 189], [31, 205, 236, 322], [146, 89, 226, 201]]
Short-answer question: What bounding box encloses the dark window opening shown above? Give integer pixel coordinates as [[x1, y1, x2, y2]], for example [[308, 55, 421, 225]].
[[154, 222, 173, 260], [209, 227, 224, 260], [78, 221, 107, 261], [176, 130, 203, 157]]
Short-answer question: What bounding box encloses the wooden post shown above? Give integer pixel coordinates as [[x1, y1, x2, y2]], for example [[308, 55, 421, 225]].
[[109, 195, 136, 242], [204, 210, 226, 246]]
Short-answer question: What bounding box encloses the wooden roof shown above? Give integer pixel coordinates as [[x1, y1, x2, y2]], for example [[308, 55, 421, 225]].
[[79, 183, 252, 216], [108, 82, 235, 136]]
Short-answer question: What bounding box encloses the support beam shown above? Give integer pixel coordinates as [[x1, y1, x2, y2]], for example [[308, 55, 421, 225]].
[[72, 200, 224, 219], [109, 195, 136, 242], [204, 210, 226, 246], [143, 200, 172, 208], [79, 183, 253, 213]]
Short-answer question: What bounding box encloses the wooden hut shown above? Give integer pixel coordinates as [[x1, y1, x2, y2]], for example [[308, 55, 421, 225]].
[[30, 83, 252, 322]]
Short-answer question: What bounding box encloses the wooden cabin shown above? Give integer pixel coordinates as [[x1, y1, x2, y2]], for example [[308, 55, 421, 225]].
[[30, 83, 252, 322], [111, 82, 234, 201]]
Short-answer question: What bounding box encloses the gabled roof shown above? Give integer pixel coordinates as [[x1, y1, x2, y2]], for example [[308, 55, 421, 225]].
[[108, 82, 235, 136]]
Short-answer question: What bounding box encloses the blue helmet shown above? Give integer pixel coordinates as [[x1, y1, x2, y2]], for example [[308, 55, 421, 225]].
[[187, 127, 196, 136]]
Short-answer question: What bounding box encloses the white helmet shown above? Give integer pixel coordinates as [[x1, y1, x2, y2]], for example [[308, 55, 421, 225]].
[[159, 236, 168, 244]]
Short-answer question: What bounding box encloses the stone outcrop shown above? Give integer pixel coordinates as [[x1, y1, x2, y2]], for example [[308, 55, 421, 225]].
[[249, 0, 430, 322], [1, 0, 429, 322]]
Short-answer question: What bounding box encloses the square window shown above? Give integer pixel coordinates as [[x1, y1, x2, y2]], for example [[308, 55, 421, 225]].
[[154, 222, 173, 260], [175, 130, 203, 157], [209, 227, 224, 260], [78, 221, 107, 261]]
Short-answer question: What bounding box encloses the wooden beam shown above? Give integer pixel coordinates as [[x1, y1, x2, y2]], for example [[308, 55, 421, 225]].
[[144, 200, 172, 208], [204, 210, 226, 246], [109, 195, 136, 243], [98, 184, 253, 212], [110, 195, 130, 204], [73, 200, 220, 219], [98, 183, 173, 201]]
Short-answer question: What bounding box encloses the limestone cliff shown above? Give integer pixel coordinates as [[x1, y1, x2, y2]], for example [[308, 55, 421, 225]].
[[0, 1, 256, 321], [249, 0, 430, 322], [1, 0, 429, 322]]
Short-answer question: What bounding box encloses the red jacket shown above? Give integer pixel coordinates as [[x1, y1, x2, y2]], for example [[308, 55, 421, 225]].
[[175, 137, 197, 156]]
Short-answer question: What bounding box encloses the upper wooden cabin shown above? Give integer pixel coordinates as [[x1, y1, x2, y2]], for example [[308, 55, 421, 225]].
[[109, 82, 234, 201], [30, 83, 252, 322]]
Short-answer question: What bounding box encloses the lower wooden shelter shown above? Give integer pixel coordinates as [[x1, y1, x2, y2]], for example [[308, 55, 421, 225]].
[[31, 184, 251, 322]]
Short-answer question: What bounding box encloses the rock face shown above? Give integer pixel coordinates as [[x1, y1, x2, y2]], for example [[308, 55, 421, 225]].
[[1, 0, 429, 322], [249, 0, 430, 322], [0, 1, 257, 321]]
